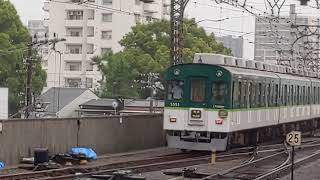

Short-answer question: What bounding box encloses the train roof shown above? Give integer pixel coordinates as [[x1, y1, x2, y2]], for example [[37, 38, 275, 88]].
[[193, 53, 320, 82]]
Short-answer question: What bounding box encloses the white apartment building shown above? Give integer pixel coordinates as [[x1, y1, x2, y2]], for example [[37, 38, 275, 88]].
[[43, 0, 170, 89]]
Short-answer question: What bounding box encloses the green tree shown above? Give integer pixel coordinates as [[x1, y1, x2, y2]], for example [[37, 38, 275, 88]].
[[0, 0, 47, 115], [94, 19, 231, 98]]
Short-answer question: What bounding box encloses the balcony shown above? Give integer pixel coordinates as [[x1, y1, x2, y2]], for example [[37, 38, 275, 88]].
[[143, 3, 159, 13], [63, 53, 82, 61], [65, 19, 83, 27]]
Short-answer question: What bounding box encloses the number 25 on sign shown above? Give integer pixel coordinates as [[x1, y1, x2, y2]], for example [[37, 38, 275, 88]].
[[286, 131, 301, 146]]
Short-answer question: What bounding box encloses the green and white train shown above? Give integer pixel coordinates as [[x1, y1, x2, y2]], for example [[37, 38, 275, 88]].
[[164, 53, 320, 151]]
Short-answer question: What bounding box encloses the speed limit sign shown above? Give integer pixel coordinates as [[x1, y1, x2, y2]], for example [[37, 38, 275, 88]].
[[286, 131, 301, 146]]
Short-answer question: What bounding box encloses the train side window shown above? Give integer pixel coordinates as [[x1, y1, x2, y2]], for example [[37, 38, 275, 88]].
[[295, 85, 298, 105], [241, 81, 247, 108], [314, 86, 316, 104], [302, 86, 305, 105], [280, 85, 283, 106], [275, 84, 279, 106], [297, 85, 300, 105], [261, 83, 265, 107], [257, 83, 262, 107], [284, 85, 288, 106], [190, 79, 206, 102], [167, 80, 184, 100], [266, 83, 271, 107], [248, 82, 252, 108], [307, 86, 310, 104], [212, 82, 227, 106], [232, 81, 239, 108], [250, 82, 256, 108], [290, 85, 294, 105], [269, 84, 273, 107], [316, 86, 318, 104], [238, 81, 242, 107], [318, 87, 320, 104]]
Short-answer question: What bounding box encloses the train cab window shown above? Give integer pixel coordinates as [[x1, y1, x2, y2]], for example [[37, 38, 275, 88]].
[[190, 79, 206, 102], [167, 80, 184, 100], [212, 82, 227, 106]]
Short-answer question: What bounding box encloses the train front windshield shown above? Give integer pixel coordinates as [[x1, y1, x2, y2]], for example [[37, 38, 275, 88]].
[[167, 80, 184, 100]]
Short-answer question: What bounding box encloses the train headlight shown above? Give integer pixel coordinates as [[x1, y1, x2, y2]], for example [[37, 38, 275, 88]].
[[169, 117, 177, 122], [215, 119, 223, 125]]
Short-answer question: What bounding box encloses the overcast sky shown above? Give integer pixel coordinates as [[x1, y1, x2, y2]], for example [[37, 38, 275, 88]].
[[10, 0, 45, 25], [9, 0, 320, 60]]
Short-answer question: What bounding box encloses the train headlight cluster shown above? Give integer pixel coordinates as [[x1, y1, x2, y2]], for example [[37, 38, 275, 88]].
[[169, 117, 177, 122], [215, 119, 223, 125]]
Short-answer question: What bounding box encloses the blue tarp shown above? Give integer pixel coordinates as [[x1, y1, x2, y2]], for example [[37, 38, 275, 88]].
[[69, 147, 97, 160], [0, 161, 4, 170]]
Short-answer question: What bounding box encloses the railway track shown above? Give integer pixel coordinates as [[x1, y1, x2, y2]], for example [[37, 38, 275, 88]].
[[201, 143, 320, 180], [0, 149, 256, 180], [3, 140, 320, 180]]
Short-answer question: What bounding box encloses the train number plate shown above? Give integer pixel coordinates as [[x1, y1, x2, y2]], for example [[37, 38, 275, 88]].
[[191, 110, 202, 119]]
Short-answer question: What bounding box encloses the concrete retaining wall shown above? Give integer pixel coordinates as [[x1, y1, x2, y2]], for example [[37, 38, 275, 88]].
[[0, 114, 165, 165]]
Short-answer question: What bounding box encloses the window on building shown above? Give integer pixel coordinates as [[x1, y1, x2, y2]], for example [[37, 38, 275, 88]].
[[102, 13, 112, 22], [65, 62, 81, 71], [67, 27, 82, 37], [190, 79, 206, 102], [146, 16, 153, 22], [101, 30, 112, 39], [134, 13, 141, 23], [86, 61, 93, 71], [65, 78, 81, 88], [67, 10, 83, 20], [87, 27, 94, 37], [86, 78, 93, 88], [67, 45, 82, 54], [103, 0, 112, 5], [101, 48, 112, 55], [88, 9, 95, 20]]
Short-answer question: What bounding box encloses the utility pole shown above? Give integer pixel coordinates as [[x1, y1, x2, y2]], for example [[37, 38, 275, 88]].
[[24, 36, 66, 118], [170, 0, 190, 65], [25, 42, 33, 118]]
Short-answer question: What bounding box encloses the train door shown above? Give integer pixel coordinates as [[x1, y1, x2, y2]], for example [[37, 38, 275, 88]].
[[186, 77, 210, 131]]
